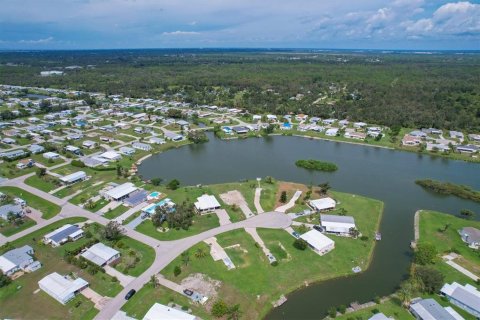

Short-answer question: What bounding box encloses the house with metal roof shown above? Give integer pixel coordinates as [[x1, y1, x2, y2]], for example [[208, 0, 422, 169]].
[[194, 195, 221, 213], [164, 131, 184, 141], [38, 272, 89, 305], [132, 142, 152, 151], [59, 171, 87, 185], [43, 224, 84, 247], [300, 230, 335, 255], [409, 298, 462, 320], [320, 214, 356, 235], [0, 204, 24, 221], [28, 144, 45, 154], [143, 303, 197, 320], [103, 182, 138, 201], [0, 245, 41, 276], [459, 227, 480, 249], [309, 197, 336, 212], [0, 149, 27, 160], [119, 146, 135, 155], [441, 282, 480, 318], [81, 243, 120, 267], [368, 313, 393, 320]]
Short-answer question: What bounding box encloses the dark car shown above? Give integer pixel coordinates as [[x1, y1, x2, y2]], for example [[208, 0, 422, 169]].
[[183, 289, 194, 296], [125, 289, 136, 300], [313, 225, 324, 232]]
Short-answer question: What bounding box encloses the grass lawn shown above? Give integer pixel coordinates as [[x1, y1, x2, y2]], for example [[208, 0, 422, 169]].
[[135, 213, 220, 241], [0, 217, 36, 236], [418, 210, 480, 286], [30, 154, 65, 167], [159, 190, 383, 319], [121, 283, 210, 320], [0, 162, 36, 178], [336, 298, 413, 320], [122, 211, 141, 225], [0, 186, 61, 219], [24, 174, 60, 192], [103, 204, 129, 219], [0, 217, 103, 320]]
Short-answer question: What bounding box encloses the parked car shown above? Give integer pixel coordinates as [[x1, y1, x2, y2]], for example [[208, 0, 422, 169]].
[[125, 289, 136, 300], [292, 231, 300, 238], [313, 225, 325, 232], [183, 289, 194, 296]]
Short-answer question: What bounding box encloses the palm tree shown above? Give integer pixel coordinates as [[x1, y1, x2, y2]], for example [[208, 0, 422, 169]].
[[150, 275, 159, 288], [318, 182, 331, 195], [181, 251, 190, 266], [228, 304, 242, 320], [195, 248, 207, 259]]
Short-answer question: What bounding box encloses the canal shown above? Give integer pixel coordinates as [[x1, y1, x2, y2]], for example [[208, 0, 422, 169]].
[[138, 134, 480, 319]]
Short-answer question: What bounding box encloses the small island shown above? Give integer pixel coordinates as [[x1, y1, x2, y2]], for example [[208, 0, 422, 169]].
[[295, 159, 338, 172], [415, 179, 480, 203]]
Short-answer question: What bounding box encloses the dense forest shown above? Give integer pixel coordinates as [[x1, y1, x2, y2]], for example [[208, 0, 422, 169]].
[[1, 49, 479, 131]]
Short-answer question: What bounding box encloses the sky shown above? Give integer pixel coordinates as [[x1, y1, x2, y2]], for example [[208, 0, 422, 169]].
[[0, 0, 479, 50]]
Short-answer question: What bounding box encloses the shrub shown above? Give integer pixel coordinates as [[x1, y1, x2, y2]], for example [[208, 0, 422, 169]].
[[211, 300, 229, 318], [173, 265, 181, 277], [328, 307, 337, 318], [338, 305, 346, 314], [293, 238, 308, 250]]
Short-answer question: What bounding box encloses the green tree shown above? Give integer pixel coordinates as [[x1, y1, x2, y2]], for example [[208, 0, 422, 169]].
[[173, 265, 181, 277], [227, 304, 242, 320], [211, 300, 229, 318], [150, 275, 159, 288], [415, 266, 444, 293], [460, 209, 475, 219], [293, 238, 308, 250], [167, 179, 180, 190], [181, 250, 190, 266], [36, 167, 47, 177], [414, 243, 437, 265], [151, 177, 163, 186], [151, 205, 168, 228], [280, 191, 287, 203], [102, 221, 125, 241], [195, 247, 207, 259], [318, 182, 331, 195], [0, 270, 11, 288]]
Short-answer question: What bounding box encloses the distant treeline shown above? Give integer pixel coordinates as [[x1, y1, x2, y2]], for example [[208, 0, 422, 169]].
[[295, 159, 338, 172], [415, 179, 480, 203], [1, 50, 479, 131]]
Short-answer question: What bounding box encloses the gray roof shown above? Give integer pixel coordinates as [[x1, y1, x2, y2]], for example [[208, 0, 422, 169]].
[[461, 227, 480, 243], [2, 245, 34, 266], [451, 287, 480, 313], [410, 299, 456, 320], [0, 204, 23, 220], [320, 214, 355, 224], [49, 225, 82, 243]]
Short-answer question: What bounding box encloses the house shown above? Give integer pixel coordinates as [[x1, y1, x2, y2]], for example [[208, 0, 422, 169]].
[[43, 224, 84, 247], [0, 204, 24, 221], [142, 198, 175, 216], [82, 140, 97, 149], [456, 144, 479, 154], [402, 134, 422, 146], [194, 195, 221, 213], [99, 136, 114, 143], [468, 134, 480, 142], [252, 115, 262, 121], [119, 146, 135, 155], [0, 149, 27, 160], [16, 158, 35, 169], [176, 120, 189, 127], [409, 130, 427, 138], [81, 243, 120, 267], [149, 137, 166, 145], [309, 198, 336, 212], [320, 214, 356, 235], [353, 122, 367, 128], [38, 272, 88, 304], [323, 119, 336, 125], [60, 171, 87, 185], [0, 245, 41, 276], [99, 151, 122, 161], [345, 131, 366, 140], [40, 71, 64, 76], [28, 144, 45, 154], [43, 152, 60, 160], [325, 128, 339, 136], [300, 230, 335, 255], [65, 145, 82, 155], [295, 114, 308, 122], [426, 143, 450, 152], [1, 137, 16, 145], [266, 114, 277, 121], [134, 127, 144, 134], [143, 303, 197, 320], [450, 131, 464, 140], [440, 282, 480, 318], [458, 227, 480, 249], [338, 119, 349, 126], [368, 313, 393, 320], [409, 298, 462, 320], [232, 126, 249, 134], [164, 131, 184, 141], [132, 142, 152, 151], [104, 182, 138, 201]]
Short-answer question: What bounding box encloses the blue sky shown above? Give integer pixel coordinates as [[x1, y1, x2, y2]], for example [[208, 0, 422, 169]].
[[0, 0, 479, 50]]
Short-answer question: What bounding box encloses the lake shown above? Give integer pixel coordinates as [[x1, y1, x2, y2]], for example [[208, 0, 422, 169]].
[[138, 134, 480, 319]]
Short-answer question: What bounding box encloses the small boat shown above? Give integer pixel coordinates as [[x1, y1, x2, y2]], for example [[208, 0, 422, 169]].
[[352, 266, 362, 273], [375, 232, 382, 241]]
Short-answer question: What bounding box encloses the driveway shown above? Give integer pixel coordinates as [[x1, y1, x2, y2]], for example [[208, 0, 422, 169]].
[[220, 190, 255, 218], [254, 188, 264, 213], [275, 190, 302, 213], [104, 266, 135, 287]]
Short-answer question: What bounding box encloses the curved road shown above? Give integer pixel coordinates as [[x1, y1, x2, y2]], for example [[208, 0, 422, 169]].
[[0, 173, 292, 320]]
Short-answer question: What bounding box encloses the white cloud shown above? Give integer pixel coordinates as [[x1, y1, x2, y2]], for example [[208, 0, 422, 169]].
[[18, 36, 54, 44], [161, 31, 200, 36]]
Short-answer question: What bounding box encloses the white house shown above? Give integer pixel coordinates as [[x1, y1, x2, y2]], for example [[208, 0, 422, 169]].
[[81, 243, 120, 267], [82, 140, 97, 149], [325, 128, 339, 136], [132, 142, 152, 151], [0, 245, 41, 276], [409, 298, 461, 320], [320, 214, 356, 235], [309, 198, 336, 211], [300, 230, 335, 255], [99, 151, 122, 161], [104, 182, 138, 201], [38, 272, 88, 304], [43, 224, 84, 247], [440, 282, 480, 318], [149, 137, 166, 145], [43, 152, 60, 160], [194, 195, 221, 213], [60, 171, 87, 185], [119, 146, 135, 155], [143, 303, 197, 320]]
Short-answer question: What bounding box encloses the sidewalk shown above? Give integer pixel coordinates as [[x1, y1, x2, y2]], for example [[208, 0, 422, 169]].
[[254, 188, 264, 213]]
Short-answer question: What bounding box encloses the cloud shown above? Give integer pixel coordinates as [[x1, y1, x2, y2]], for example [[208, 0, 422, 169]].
[[18, 36, 54, 44], [161, 31, 200, 36]]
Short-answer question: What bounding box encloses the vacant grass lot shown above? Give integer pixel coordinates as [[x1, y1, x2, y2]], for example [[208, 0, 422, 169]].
[[25, 174, 60, 192], [336, 298, 413, 320], [418, 210, 480, 286], [0, 217, 36, 236], [0, 186, 61, 219], [103, 204, 129, 219], [159, 191, 383, 319], [136, 213, 220, 241]]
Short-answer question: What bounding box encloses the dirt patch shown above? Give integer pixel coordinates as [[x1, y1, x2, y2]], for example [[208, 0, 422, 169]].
[[454, 256, 480, 277], [275, 181, 325, 208], [220, 190, 247, 206], [180, 273, 221, 298]]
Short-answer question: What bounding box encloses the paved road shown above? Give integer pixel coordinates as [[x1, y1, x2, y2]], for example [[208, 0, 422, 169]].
[[94, 212, 291, 320]]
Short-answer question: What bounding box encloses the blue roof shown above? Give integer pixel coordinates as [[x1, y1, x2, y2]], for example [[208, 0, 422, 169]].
[[49, 225, 81, 243]]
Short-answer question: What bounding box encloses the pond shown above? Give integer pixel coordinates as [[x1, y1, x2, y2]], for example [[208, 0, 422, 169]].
[[138, 134, 480, 319]]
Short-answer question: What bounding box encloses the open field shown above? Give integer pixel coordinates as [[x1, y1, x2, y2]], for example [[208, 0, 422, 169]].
[[0, 216, 36, 236]]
